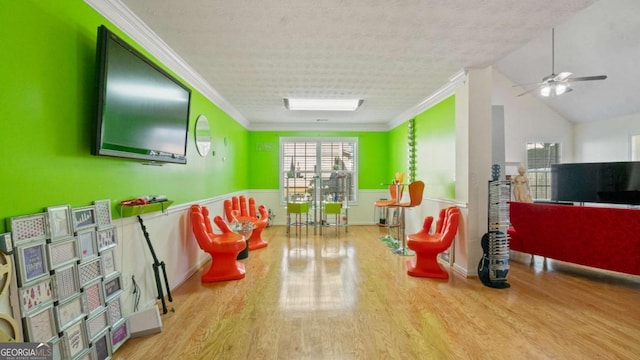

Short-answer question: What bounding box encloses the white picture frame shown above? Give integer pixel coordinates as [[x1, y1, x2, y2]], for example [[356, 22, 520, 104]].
[[47, 236, 79, 269], [100, 248, 117, 277], [46, 205, 73, 241], [51, 335, 63, 360], [23, 304, 57, 343], [91, 327, 112, 360], [105, 295, 123, 326], [61, 319, 88, 359], [8, 213, 48, 245], [83, 279, 105, 317], [77, 229, 98, 261], [102, 273, 122, 302], [72, 206, 97, 232], [109, 318, 130, 353], [51, 263, 80, 303], [19, 276, 54, 315], [54, 292, 85, 332], [16, 240, 49, 287], [96, 226, 118, 251], [78, 257, 102, 287], [93, 199, 113, 229], [86, 307, 109, 343]]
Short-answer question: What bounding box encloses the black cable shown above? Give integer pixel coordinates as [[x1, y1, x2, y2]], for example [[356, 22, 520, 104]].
[[132, 275, 141, 312]]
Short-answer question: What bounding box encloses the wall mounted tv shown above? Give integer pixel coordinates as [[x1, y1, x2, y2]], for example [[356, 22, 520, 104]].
[[94, 25, 191, 164], [551, 161, 640, 205]]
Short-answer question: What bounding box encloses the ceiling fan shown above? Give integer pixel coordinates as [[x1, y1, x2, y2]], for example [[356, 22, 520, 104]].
[[516, 28, 607, 97]]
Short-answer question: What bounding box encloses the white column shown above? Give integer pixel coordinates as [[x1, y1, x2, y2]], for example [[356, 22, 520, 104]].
[[454, 67, 493, 276]]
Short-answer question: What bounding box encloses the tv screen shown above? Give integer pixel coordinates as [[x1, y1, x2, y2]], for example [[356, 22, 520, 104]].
[[551, 161, 640, 205], [94, 25, 191, 164]]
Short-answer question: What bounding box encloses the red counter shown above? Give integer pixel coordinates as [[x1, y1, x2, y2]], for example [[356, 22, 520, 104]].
[[508, 202, 640, 276]]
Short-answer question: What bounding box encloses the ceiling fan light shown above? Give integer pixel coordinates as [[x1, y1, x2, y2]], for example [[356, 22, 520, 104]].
[[540, 85, 552, 97], [555, 83, 568, 96]]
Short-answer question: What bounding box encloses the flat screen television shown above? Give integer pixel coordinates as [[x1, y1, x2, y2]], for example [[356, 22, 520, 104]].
[[551, 161, 640, 205], [94, 25, 191, 164]]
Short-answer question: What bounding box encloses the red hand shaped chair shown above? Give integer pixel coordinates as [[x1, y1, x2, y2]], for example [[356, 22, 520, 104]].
[[224, 195, 269, 250], [405, 206, 460, 279], [190, 205, 246, 282]]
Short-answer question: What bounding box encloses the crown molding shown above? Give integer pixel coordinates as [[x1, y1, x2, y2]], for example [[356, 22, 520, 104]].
[[388, 69, 467, 129], [248, 121, 388, 132], [84, 0, 249, 128]]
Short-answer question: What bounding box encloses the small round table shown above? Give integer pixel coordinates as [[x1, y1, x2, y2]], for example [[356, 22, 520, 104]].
[[232, 221, 254, 260]]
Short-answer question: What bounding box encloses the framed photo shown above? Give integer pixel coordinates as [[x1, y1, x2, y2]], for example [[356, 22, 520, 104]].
[[16, 241, 49, 287], [93, 200, 113, 229], [91, 327, 112, 360], [78, 257, 102, 287], [47, 237, 79, 269], [110, 318, 130, 353], [8, 213, 47, 245], [96, 227, 118, 251], [83, 279, 105, 316], [100, 248, 117, 277], [51, 335, 63, 360], [74, 349, 91, 360], [106, 295, 123, 326], [77, 229, 98, 261], [103, 273, 122, 302], [23, 304, 57, 342], [19, 276, 54, 315], [72, 206, 97, 232], [86, 307, 109, 342], [61, 319, 88, 359], [54, 292, 85, 332], [52, 263, 79, 302], [46, 205, 73, 241]]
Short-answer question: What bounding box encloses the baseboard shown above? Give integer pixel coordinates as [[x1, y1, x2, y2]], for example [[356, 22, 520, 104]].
[[453, 263, 472, 277], [129, 306, 163, 338]]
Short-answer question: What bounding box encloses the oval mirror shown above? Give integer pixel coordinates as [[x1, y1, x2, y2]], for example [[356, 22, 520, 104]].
[[195, 114, 212, 157]]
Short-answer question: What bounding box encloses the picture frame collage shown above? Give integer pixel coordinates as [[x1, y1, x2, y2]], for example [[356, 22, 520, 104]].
[[7, 199, 128, 359]]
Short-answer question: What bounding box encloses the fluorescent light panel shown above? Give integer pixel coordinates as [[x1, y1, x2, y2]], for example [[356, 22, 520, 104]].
[[284, 98, 363, 111]]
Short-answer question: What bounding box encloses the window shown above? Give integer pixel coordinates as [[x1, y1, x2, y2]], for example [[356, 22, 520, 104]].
[[631, 133, 640, 161], [280, 137, 357, 203], [526, 142, 560, 200]]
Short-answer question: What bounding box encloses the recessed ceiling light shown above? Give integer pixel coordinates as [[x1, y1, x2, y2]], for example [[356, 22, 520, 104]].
[[284, 98, 363, 111]]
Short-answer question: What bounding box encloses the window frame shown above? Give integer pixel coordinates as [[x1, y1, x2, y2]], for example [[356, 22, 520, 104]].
[[279, 137, 358, 204], [525, 140, 562, 201]]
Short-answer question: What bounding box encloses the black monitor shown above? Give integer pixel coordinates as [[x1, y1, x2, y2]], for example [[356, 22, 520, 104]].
[[94, 25, 191, 164]]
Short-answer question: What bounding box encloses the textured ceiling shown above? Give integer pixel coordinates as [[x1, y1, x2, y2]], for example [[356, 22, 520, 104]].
[[108, 0, 619, 130]]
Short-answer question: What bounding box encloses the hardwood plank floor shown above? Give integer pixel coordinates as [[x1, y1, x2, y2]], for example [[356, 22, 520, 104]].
[[113, 225, 640, 360]]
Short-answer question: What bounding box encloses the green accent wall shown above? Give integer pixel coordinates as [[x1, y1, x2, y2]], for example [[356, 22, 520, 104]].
[[0, 1, 248, 232], [389, 122, 410, 182], [415, 95, 456, 199], [389, 96, 456, 199], [248, 131, 389, 190]]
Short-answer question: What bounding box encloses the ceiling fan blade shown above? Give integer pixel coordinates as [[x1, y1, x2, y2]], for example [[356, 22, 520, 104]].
[[517, 86, 542, 97], [512, 82, 543, 88], [567, 75, 608, 82], [554, 72, 572, 81]]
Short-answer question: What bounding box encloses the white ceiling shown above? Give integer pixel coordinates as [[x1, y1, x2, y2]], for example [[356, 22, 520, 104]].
[[92, 0, 639, 130]]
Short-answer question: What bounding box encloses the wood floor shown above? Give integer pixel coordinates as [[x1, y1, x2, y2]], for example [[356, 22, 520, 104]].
[[113, 225, 640, 360]]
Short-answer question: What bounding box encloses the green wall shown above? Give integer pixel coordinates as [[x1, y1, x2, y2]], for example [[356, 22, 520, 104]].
[[415, 95, 456, 199], [389, 122, 410, 182], [0, 1, 248, 232], [389, 96, 456, 199], [248, 131, 389, 190]]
